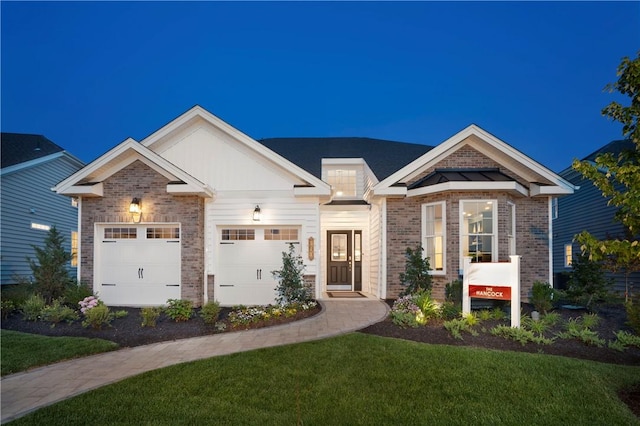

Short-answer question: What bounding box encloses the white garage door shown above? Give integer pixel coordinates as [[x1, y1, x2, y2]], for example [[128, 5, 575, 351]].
[[216, 227, 300, 306], [97, 225, 181, 306]]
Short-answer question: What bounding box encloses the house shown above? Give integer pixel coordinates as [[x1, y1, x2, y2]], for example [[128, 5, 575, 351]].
[[1, 133, 85, 285], [53, 106, 575, 307], [553, 140, 640, 296]]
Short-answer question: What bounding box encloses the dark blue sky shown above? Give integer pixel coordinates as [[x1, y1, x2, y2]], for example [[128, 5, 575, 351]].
[[2, 1, 638, 173]]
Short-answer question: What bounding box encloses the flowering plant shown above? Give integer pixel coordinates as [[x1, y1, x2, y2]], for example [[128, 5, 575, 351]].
[[78, 296, 100, 314]]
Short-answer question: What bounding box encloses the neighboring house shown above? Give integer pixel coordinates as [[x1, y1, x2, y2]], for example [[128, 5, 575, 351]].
[[54, 106, 574, 307], [1, 133, 85, 285], [553, 140, 640, 296]]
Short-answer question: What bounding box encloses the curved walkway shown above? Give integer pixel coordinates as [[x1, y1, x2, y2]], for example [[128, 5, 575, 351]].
[[1, 298, 388, 424]]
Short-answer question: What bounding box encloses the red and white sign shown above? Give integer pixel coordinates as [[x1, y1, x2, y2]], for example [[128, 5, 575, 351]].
[[468, 285, 511, 301]]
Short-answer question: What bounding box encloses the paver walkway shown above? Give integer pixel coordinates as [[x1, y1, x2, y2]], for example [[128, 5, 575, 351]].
[[1, 298, 388, 423]]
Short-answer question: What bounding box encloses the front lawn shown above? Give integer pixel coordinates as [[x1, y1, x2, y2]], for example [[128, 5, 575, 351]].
[[1, 330, 118, 376], [8, 333, 639, 425]]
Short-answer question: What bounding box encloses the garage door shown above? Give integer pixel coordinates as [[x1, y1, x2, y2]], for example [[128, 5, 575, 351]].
[[217, 227, 300, 306], [97, 225, 181, 306]]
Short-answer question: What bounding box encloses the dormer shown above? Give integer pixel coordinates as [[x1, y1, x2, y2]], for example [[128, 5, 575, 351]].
[[322, 158, 378, 202]]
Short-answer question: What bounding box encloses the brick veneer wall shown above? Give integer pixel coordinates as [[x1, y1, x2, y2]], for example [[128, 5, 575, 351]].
[[80, 160, 205, 306], [385, 144, 551, 301]]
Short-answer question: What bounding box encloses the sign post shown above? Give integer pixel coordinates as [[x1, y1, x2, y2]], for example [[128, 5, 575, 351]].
[[463, 255, 521, 328]]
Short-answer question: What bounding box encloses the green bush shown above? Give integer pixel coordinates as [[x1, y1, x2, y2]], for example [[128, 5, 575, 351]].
[[272, 243, 310, 305], [625, 294, 640, 334], [28, 227, 74, 303], [390, 295, 420, 328], [200, 300, 222, 324], [440, 301, 460, 320], [164, 299, 193, 322], [41, 299, 79, 324], [530, 281, 555, 314], [443, 317, 478, 340], [1, 300, 16, 319], [445, 279, 462, 306], [140, 307, 162, 327], [82, 304, 113, 329], [414, 291, 440, 325], [63, 282, 94, 308], [399, 245, 432, 295], [20, 293, 46, 321], [565, 251, 612, 310]]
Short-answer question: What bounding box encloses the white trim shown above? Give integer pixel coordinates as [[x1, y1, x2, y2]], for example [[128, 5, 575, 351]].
[[408, 181, 529, 198], [380, 197, 387, 300], [507, 201, 516, 256], [2, 151, 84, 176], [530, 183, 574, 196], [459, 199, 498, 271], [64, 183, 104, 197], [77, 197, 82, 282], [422, 201, 446, 275]]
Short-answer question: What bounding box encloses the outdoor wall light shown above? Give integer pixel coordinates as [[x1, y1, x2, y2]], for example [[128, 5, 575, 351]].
[[129, 198, 142, 223], [253, 205, 261, 221]]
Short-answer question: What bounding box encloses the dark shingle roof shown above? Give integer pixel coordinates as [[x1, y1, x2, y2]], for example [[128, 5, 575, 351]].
[[1, 133, 64, 169], [258, 137, 434, 180], [409, 168, 514, 189]]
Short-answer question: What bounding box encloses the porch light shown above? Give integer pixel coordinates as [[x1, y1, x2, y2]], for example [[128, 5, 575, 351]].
[[253, 205, 261, 221], [129, 198, 142, 223]]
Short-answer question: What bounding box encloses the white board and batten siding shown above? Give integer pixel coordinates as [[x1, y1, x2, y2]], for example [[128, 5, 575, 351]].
[[206, 196, 321, 306]]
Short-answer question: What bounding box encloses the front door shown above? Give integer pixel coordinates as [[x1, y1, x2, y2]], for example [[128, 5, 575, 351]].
[[327, 230, 362, 291]]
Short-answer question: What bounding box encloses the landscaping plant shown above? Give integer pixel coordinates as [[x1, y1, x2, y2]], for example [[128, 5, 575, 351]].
[[625, 293, 640, 333], [272, 243, 310, 305], [140, 307, 162, 327], [164, 299, 193, 322], [41, 299, 79, 324], [81, 303, 113, 330], [530, 281, 555, 314], [565, 251, 612, 310], [399, 245, 432, 295], [27, 226, 74, 303], [199, 300, 222, 324], [20, 293, 46, 321]]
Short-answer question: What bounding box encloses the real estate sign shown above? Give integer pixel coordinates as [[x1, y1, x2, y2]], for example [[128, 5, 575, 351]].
[[463, 256, 521, 328]]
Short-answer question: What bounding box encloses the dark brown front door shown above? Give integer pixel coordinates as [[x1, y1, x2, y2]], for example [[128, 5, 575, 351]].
[[327, 230, 362, 291]]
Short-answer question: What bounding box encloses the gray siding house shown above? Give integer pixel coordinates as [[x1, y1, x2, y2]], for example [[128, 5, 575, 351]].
[[1, 133, 85, 285], [553, 140, 640, 296]]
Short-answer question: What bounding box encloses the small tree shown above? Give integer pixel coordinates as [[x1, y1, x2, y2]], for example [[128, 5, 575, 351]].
[[565, 251, 612, 310], [28, 226, 73, 303], [572, 51, 640, 301], [272, 243, 310, 305], [399, 245, 432, 296]]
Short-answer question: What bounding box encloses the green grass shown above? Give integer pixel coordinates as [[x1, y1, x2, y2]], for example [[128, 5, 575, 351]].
[[8, 333, 639, 425], [1, 330, 118, 376]]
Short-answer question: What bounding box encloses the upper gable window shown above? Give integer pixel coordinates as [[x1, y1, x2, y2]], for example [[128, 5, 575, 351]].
[[327, 169, 357, 197]]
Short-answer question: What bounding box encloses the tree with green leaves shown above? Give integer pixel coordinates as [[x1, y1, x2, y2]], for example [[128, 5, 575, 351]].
[[28, 226, 74, 303], [572, 51, 640, 300], [399, 245, 432, 296], [272, 243, 310, 305]]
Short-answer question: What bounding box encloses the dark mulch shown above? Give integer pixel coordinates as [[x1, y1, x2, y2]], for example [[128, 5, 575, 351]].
[[2, 301, 638, 416]]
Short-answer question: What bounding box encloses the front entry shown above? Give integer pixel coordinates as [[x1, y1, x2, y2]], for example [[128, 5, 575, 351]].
[[327, 230, 362, 291]]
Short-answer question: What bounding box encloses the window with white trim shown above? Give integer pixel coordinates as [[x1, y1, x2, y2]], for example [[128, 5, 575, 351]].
[[564, 243, 573, 267], [460, 200, 497, 264], [552, 198, 558, 219], [507, 202, 516, 256], [222, 229, 255, 241], [31, 222, 51, 231], [422, 202, 445, 273], [71, 231, 78, 267], [327, 169, 357, 197], [265, 229, 299, 240]]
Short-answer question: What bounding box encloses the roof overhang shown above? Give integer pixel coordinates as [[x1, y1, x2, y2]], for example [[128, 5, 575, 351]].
[[407, 181, 530, 197]]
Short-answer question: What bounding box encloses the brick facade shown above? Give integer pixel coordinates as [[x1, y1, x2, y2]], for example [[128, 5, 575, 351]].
[[80, 160, 206, 306], [385, 145, 550, 302]]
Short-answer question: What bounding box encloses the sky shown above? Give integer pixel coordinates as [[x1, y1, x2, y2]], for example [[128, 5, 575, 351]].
[[2, 1, 639, 173]]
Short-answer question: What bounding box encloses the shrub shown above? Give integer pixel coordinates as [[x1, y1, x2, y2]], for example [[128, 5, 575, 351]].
[[41, 299, 79, 324], [79, 296, 100, 314], [164, 299, 193, 322], [27, 227, 74, 303], [113, 310, 128, 319], [565, 251, 612, 310], [81, 303, 113, 329], [390, 295, 421, 328], [440, 301, 460, 320], [445, 279, 462, 307], [491, 325, 554, 346], [530, 281, 555, 314], [20, 293, 46, 321], [625, 294, 640, 334], [414, 291, 440, 325], [140, 307, 162, 327], [443, 317, 478, 340], [609, 330, 640, 352], [200, 300, 222, 324], [399, 245, 432, 295], [1, 300, 16, 319], [272, 243, 310, 305], [63, 282, 94, 308]]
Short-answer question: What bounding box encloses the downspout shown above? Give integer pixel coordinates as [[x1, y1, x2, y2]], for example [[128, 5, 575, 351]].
[[380, 197, 387, 300], [548, 196, 554, 287], [77, 197, 82, 283]]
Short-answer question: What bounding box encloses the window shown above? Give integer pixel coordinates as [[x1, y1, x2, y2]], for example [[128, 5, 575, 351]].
[[327, 169, 357, 197], [422, 202, 445, 273], [31, 222, 51, 231], [147, 227, 180, 239], [71, 231, 78, 267], [71, 198, 79, 208], [564, 243, 573, 267], [460, 200, 497, 264], [552, 198, 558, 220], [104, 228, 137, 239], [222, 229, 255, 241], [265, 229, 298, 240], [507, 202, 516, 256]]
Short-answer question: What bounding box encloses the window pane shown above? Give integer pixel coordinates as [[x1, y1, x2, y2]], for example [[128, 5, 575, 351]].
[[462, 201, 494, 263], [331, 234, 347, 261], [327, 169, 357, 197]]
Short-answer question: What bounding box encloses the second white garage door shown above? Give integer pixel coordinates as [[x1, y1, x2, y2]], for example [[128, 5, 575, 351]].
[[216, 227, 300, 306]]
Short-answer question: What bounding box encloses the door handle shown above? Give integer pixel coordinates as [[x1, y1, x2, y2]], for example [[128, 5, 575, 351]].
[[138, 268, 144, 279]]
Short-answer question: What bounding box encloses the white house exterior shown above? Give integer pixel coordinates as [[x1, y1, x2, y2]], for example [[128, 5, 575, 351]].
[[54, 106, 574, 307]]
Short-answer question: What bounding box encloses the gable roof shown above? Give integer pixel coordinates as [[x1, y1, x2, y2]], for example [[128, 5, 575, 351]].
[[259, 137, 434, 180], [374, 124, 575, 197], [1, 133, 64, 168], [53, 138, 214, 198]]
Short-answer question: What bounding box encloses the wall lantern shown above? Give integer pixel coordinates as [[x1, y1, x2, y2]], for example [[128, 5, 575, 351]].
[[252, 205, 261, 221], [129, 198, 142, 223]]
